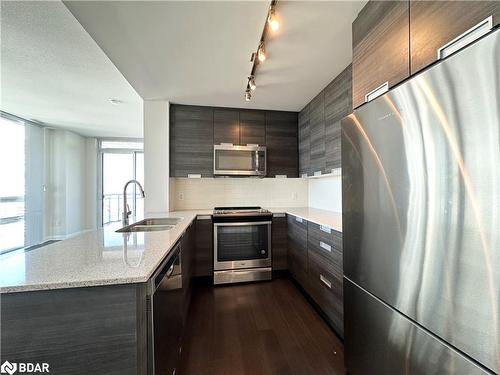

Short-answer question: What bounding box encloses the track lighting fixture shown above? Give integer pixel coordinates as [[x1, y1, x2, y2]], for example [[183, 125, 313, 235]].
[[248, 76, 256, 91], [244, 1, 279, 101], [257, 42, 266, 63], [267, 6, 279, 31]]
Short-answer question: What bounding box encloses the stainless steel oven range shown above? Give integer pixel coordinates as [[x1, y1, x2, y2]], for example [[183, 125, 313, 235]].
[[213, 206, 272, 285]]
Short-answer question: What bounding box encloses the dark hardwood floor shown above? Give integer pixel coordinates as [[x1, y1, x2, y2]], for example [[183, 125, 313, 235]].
[[179, 278, 345, 375]]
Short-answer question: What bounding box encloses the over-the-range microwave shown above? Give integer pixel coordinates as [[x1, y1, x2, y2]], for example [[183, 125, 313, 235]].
[[213, 144, 266, 177]]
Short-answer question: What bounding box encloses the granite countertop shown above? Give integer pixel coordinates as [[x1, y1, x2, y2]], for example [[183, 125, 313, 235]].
[[0, 211, 206, 294], [0, 207, 341, 294]]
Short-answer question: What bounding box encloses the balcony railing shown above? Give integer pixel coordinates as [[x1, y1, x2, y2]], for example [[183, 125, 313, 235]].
[[102, 193, 143, 225]]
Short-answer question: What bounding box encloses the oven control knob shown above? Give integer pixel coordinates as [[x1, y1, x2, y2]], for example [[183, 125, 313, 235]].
[[260, 250, 266, 255]]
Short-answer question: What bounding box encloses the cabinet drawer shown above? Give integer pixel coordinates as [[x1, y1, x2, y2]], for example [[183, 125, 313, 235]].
[[287, 214, 308, 231], [308, 250, 343, 336], [308, 222, 342, 266]]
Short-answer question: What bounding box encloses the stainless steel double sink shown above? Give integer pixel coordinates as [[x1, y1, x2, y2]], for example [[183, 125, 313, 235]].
[[116, 218, 182, 233]]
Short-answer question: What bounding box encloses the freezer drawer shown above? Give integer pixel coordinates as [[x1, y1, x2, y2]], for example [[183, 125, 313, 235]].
[[344, 279, 490, 375]]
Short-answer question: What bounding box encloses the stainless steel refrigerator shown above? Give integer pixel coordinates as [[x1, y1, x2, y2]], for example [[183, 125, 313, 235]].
[[341, 29, 499, 374]]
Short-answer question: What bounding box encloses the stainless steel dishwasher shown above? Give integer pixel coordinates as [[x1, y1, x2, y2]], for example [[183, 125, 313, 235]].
[[147, 242, 182, 375]]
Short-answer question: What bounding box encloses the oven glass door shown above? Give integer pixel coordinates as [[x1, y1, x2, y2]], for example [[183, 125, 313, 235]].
[[214, 222, 271, 270]]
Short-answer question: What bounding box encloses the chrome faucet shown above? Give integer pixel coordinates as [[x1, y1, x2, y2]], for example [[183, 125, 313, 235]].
[[122, 180, 145, 225]]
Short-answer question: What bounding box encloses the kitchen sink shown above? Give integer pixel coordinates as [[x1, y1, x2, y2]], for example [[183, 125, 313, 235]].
[[116, 217, 182, 233]]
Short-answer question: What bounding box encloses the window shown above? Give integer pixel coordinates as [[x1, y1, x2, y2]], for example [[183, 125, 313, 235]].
[[0, 117, 25, 253], [99, 139, 144, 225]]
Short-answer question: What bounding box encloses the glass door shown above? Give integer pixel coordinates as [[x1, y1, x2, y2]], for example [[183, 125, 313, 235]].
[[99, 139, 144, 226]]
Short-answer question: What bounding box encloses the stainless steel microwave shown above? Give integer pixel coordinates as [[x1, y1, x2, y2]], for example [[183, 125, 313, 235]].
[[213, 144, 266, 177]]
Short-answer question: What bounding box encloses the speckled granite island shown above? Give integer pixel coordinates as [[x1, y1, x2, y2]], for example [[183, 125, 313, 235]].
[[0, 207, 342, 375]]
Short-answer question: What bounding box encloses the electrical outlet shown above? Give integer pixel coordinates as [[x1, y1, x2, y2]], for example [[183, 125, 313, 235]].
[[179, 192, 184, 201]]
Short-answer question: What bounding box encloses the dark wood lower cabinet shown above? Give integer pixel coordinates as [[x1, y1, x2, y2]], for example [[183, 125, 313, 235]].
[[1, 284, 147, 375], [286, 215, 344, 338], [287, 215, 309, 289], [308, 248, 344, 337], [272, 215, 287, 271], [194, 216, 213, 278]]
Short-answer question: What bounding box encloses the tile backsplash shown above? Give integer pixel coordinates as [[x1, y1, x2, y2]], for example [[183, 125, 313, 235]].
[[308, 174, 342, 212], [170, 178, 308, 210]]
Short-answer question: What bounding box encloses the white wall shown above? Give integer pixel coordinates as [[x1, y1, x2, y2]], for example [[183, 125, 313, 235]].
[[144, 100, 170, 216], [308, 172, 342, 212], [170, 177, 308, 210]]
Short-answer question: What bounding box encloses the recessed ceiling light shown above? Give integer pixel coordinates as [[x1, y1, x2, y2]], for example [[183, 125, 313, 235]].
[[108, 98, 123, 105]]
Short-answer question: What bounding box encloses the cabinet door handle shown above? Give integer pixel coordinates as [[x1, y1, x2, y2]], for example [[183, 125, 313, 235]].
[[320, 274, 332, 289], [320, 241, 332, 252], [365, 82, 389, 103], [320, 225, 331, 234], [438, 16, 493, 59]]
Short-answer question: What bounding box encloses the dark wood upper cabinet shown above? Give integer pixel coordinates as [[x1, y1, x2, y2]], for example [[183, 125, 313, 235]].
[[240, 110, 266, 145], [266, 111, 298, 177], [171, 105, 298, 177], [325, 64, 352, 172], [214, 108, 239, 145], [309, 91, 326, 175], [298, 104, 310, 177], [352, 1, 410, 109], [410, 1, 500, 74], [170, 105, 214, 177]]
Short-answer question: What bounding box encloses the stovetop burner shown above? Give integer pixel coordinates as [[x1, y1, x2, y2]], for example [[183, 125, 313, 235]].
[[212, 206, 272, 221], [213, 206, 271, 215]]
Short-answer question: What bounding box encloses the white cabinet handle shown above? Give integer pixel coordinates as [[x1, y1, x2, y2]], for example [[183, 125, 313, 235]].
[[438, 16, 493, 59], [365, 81, 389, 103], [320, 241, 332, 252], [320, 274, 332, 289], [320, 225, 331, 234]]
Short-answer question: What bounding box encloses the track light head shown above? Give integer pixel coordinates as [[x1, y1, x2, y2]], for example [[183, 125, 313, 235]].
[[248, 76, 256, 91], [267, 7, 279, 31], [257, 42, 266, 62], [245, 89, 252, 101]]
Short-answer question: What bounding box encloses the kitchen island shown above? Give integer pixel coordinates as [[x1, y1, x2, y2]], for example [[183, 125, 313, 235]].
[[0, 207, 342, 375]]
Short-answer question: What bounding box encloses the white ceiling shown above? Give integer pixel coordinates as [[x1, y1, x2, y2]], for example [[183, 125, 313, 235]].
[[0, 1, 143, 138], [65, 1, 366, 112]]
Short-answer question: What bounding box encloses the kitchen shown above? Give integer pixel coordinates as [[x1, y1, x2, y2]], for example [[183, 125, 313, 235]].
[[0, 1, 499, 375]]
